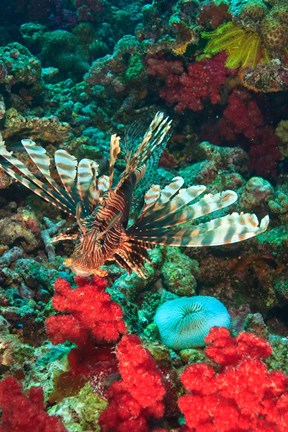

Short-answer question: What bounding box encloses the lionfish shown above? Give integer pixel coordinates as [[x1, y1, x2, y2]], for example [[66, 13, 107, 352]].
[[0, 112, 269, 278]]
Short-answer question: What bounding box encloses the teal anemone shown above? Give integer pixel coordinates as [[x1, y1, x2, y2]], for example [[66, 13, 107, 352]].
[[154, 296, 230, 350]]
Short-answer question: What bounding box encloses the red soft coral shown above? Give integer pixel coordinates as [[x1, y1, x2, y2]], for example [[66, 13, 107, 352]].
[[205, 327, 272, 365], [217, 89, 281, 177], [0, 377, 66, 432], [99, 334, 166, 432], [178, 328, 288, 432], [147, 52, 232, 112], [46, 276, 127, 347]]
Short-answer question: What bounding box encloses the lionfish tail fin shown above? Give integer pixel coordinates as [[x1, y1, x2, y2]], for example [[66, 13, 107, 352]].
[[128, 177, 269, 246], [117, 112, 171, 188]]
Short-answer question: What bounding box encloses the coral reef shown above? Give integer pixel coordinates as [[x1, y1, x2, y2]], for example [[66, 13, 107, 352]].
[[0, 0, 287, 430], [179, 327, 288, 432], [46, 276, 127, 347], [99, 334, 166, 432], [154, 296, 230, 349], [147, 52, 233, 112], [0, 376, 66, 431]]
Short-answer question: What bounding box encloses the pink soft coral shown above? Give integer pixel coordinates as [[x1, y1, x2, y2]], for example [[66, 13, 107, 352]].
[[99, 334, 166, 432], [0, 376, 66, 432], [179, 328, 288, 432], [46, 276, 127, 347]]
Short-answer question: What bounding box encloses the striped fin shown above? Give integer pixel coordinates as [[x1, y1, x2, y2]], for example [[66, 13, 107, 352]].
[[130, 180, 209, 231], [141, 190, 238, 230], [77, 158, 99, 206], [134, 112, 171, 165], [114, 242, 151, 278], [153, 176, 185, 207], [116, 112, 171, 189], [129, 213, 269, 247], [98, 175, 109, 196], [21, 139, 70, 200], [134, 165, 146, 183], [109, 134, 121, 189], [140, 177, 188, 220], [0, 139, 74, 215], [143, 184, 161, 207], [21, 139, 53, 186], [54, 149, 77, 197]]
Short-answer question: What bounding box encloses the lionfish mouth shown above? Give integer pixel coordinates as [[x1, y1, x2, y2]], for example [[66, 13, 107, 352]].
[[64, 258, 108, 278]]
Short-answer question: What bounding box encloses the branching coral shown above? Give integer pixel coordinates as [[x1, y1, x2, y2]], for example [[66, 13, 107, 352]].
[[217, 88, 281, 177], [178, 327, 288, 432]]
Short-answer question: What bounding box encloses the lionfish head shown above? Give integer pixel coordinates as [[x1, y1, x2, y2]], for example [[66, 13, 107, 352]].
[[65, 229, 109, 277]]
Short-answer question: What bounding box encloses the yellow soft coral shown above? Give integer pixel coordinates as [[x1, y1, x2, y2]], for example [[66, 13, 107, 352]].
[[201, 21, 269, 69]]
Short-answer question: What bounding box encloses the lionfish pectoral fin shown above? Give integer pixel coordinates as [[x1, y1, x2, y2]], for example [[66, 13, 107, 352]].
[[128, 178, 269, 247], [129, 213, 269, 247], [76, 202, 87, 233], [51, 232, 78, 243], [0, 136, 75, 215], [114, 241, 152, 278]]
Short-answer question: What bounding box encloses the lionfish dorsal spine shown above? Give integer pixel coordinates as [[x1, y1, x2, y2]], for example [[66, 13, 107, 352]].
[[116, 112, 172, 190], [109, 134, 121, 190]]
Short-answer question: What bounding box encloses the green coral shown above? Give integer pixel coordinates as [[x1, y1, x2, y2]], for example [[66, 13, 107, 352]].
[[48, 383, 107, 432], [161, 248, 200, 296], [266, 335, 288, 375], [124, 55, 145, 82]]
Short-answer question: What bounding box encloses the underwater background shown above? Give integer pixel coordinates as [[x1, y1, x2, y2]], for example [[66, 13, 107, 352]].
[[0, 0, 287, 431]]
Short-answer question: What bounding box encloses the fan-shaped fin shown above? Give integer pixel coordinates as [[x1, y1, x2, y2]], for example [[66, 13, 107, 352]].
[[0, 139, 75, 215], [98, 175, 109, 196], [54, 149, 77, 197], [143, 184, 161, 207], [138, 181, 207, 226], [77, 159, 99, 207], [129, 213, 269, 247], [21, 139, 53, 186], [141, 190, 238, 230]]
